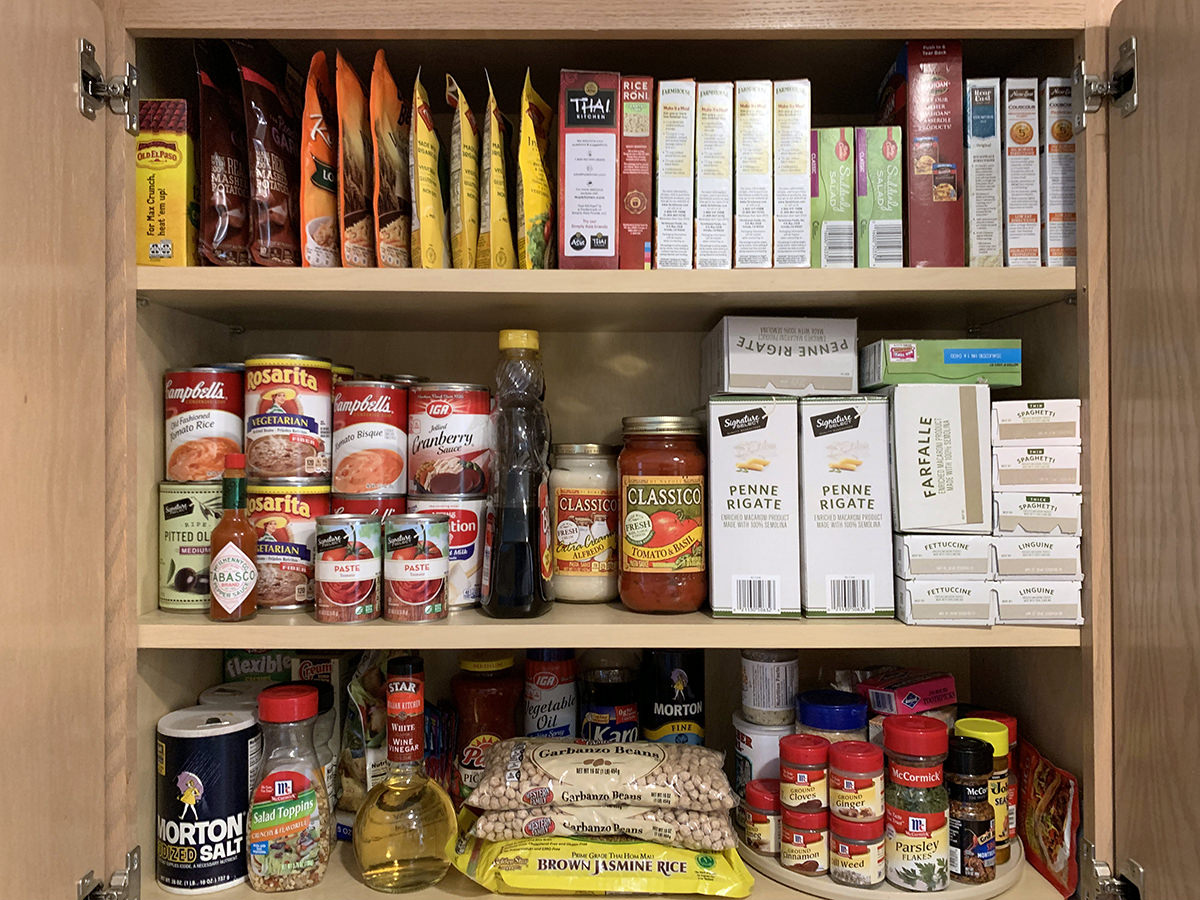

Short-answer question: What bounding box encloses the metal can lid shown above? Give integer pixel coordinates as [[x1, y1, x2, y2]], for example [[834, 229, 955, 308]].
[[166, 366, 241, 375], [378, 373, 424, 385], [622, 415, 702, 435], [244, 354, 333, 367], [331, 362, 355, 374], [316, 513, 381, 525], [412, 381, 489, 393], [248, 479, 332, 493], [384, 512, 450, 525], [408, 493, 486, 503], [157, 705, 257, 738], [553, 443, 617, 456], [336, 379, 400, 390], [198, 681, 269, 711]]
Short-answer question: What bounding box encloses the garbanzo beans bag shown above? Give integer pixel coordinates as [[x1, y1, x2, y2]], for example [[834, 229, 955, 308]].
[[409, 69, 450, 268], [516, 69, 554, 269], [475, 73, 516, 269], [370, 50, 411, 267]]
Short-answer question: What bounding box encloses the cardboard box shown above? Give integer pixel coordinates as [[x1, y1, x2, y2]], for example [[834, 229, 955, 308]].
[[855, 126, 903, 268], [992, 399, 1082, 445], [291, 651, 359, 731], [773, 80, 812, 268], [136, 99, 198, 266], [878, 41, 964, 267], [993, 535, 1082, 579], [701, 315, 857, 398], [895, 535, 992, 579], [965, 79, 1004, 267], [654, 79, 697, 269], [734, 80, 773, 268], [855, 667, 958, 713], [895, 578, 995, 626], [619, 76, 654, 270], [798, 396, 895, 617], [695, 82, 734, 269], [994, 580, 1083, 624], [993, 445, 1083, 493], [883, 384, 992, 534], [811, 128, 855, 268], [1040, 77, 1077, 267], [993, 492, 1083, 536], [861, 339, 1022, 389], [1002, 78, 1042, 267], [558, 70, 620, 269], [708, 396, 802, 617]]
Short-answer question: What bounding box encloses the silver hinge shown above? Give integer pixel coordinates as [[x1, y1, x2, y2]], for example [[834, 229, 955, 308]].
[[79, 37, 139, 135], [1080, 839, 1145, 900], [77, 846, 141, 900], [1073, 37, 1138, 131]]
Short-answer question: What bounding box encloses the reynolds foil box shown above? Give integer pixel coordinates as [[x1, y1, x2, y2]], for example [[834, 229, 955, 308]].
[[734, 80, 773, 267], [860, 339, 1022, 389], [965, 79, 1004, 267], [1003, 78, 1042, 266], [993, 535, 1082, 579], [991, 399, 1082, 445], [993, 492, 1083, 536], [992, 445, 1083, 493], [895, 535, 993, 579], [773, 80, 812, 267], [695, 82, 734, 269], [994, 580, 1083, 624], [702, 315, 857, 398], [654, 79, 697, 269], [1040, 77, 1077, 266], [855, 126, 903, 268], [895, 579, 995, 626]]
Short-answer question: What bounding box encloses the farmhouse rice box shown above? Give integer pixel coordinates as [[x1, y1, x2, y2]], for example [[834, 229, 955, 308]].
[[1040, 77, 1077, 266], [619, 76, 654, 269], [773, 79, 811, 267], [654, 80, 697, 269], [1003, 78, 1042, 266], [734, 80, 773, 268], [558, 70, 620, 268], [695, 82, 734, 269], [965, 79, 1004, 267]]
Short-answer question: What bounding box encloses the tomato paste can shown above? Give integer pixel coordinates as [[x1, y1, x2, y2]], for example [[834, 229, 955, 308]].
[[332, 380, 407, 495], [247, 480, 331, 611], [243, 354, 332, 480], [314, 514, 382, 623], [155, 706, 262, 892], [159, 482, 223, 612], [164, 367, 244, 482], [332, 493, 407, 517], [408, 383, 491, 495], [382, 513, 450, 622], [407, 494, 487, 609]]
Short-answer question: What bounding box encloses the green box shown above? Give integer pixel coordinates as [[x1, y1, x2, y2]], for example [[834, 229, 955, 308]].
[[855, 126, 903, 268], [860, 339, 1022, 388], [810, 127, 855, 268]]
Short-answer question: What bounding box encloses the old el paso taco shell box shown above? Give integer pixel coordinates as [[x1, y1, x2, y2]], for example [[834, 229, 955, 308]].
[[136, 99, 199, 266], [558, 70, 620, 269]]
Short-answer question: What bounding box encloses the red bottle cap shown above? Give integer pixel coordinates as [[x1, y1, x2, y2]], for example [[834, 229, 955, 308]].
[[829, 740, 884, 773], [258, 684, 318, 723], [781, 733, 830, 765], [745, 778, 780, 812], [783, 807, 828, 830], [883, 715, 949, 756], [972, 709, 1018, 747], [225, 452, 246, 468], [831, 814, 885, 841]]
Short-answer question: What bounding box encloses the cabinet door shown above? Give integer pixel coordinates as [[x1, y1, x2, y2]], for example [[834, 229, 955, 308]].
[[0, 0, 112, 894], [1109, 0, 1200, 895]]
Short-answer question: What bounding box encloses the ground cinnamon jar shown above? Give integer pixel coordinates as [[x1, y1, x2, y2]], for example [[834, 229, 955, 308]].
[[780, 808, 828, 876]]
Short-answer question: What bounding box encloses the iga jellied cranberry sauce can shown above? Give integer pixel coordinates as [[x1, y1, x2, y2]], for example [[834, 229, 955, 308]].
[[332, 380, 407, 494], [164, 367, 243, 482], [408, 383, 491, 495]]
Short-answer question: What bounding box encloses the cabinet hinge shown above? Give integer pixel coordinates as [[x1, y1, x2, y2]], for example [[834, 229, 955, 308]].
[[1073, 37, 1138, 132], [1080, 839, 1145, 900], [79, 37, 139, 135], [77, 846, 140, 900]]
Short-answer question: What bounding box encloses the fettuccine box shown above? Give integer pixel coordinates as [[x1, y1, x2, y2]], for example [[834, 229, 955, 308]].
[[895, 578, 995, 626]]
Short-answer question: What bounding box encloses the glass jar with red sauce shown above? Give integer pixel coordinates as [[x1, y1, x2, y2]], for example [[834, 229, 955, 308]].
[[451, 651, 523, 806], [618, 416, 706, 613]]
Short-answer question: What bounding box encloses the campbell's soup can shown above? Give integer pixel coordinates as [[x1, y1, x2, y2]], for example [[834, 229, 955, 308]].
[[332, 493, 407, 517], [408, 383, 491, 495], [314, 514, 381, 623], [159, 482, 223, 612], [164, 367, 244, 482], [382, 513, 450, 622], [244, 354, 332, 480], [247, 480, 331, 611], [333, 380, 407, 494], [408, 494, 487, 609]]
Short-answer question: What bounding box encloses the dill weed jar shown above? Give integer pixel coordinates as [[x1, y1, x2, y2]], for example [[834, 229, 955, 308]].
[[947, 736, 996, 884], [883, 715, 950, 892], [830, 816, 886, 887]]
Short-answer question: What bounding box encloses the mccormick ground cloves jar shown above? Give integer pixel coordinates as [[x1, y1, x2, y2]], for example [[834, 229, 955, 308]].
[[780, 733, 830, 811]]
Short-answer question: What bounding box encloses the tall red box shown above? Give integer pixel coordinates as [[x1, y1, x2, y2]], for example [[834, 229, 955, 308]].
[[619, 76, 654, 269], [557, 69, 621, 269]]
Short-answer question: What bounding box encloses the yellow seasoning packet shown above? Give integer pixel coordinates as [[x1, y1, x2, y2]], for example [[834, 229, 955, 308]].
[[476, 73, 516, 269], [445, 74, 480, 269], [335, 52, 375, 267], [516, 69, 554, 269], [370, 50, 411, 267], [410, 68, 450, 268]]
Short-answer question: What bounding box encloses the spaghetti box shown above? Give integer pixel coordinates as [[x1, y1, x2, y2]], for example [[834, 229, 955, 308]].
[[994, 580, 1083, 625], [855, 126, 903, 268], [1002, 78, 1042, 266], [860, 339, 1022, 389], [1040, 77, 1077, 266], [773, 79, 812, 267], [558, 70, 620, 269], [654, 79, 696, 269], [694, 82, 734, 269], [811, 128, 855, 268], [895, 534, 992, 579], [854, 667, 958, 714], [734, 80, 773, 268], [965, 78, 1004, 267], [992, 399, 1082, 445], [136, 99, 198, 266], [701, 315, 857, 398], [895, 578, 995, 626], [993, 535, 1082, 579], [993, 492, 1083, 536], [993, 445, 1083, 493], [619, 75, 654, 270]]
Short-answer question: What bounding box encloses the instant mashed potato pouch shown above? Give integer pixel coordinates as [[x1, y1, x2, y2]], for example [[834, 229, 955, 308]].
[[370, 50, 412, 267], [516, 69, 554, 269], [410, 69, 451, 268], [446, 74, 480, 268], [300, 51, 338, 267], [476, 73, 516, 268], [336, 52, 375, 267]]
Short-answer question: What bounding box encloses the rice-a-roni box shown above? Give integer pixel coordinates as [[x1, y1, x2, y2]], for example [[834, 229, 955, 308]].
[[701, 315, 857, 398], [136, 98, 199, 266]]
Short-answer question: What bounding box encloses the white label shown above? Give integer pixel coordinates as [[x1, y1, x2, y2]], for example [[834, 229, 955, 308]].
[[316, 556, 381, 582], [695, 83, 733, 269], [210, 542, 258, 614], [563, 133, 617, 257], [384, 553, 449, 581], [868, 219, 904, 267], [332, 422, 406, 493], [734, 81, 773, 268], [772, 80, 811, 268], [654, 81, 697, 269], [821, 221, 855, 267], [742, 658, 798, 712]]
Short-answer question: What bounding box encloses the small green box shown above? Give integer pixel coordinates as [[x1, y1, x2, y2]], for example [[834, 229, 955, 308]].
[[855, 126, 903, 268], [811, 127, 855, 268], [860, 339, 1022, 388]]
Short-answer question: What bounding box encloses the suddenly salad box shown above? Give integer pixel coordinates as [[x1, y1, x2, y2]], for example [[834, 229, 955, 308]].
[[811, 128, 855, 268], [855, 126, 903, 268]]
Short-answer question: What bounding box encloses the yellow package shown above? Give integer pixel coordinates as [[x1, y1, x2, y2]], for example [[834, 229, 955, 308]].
[[300, 52, 338, 267], [446, 74, 480, 268], [476, 73, 516, 269], [516, 69, 554, 269], [410, 69, 450, 268], [336, 52, 375, 267], [370, 50, 411, 267], [136, 99, 199, 266]]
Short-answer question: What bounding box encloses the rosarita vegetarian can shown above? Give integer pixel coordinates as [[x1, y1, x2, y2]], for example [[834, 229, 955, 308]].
[[382, 513, 450, 621], [155, 706, 262, 893], [408, 383, 491, 495], [247, 480, 331, 611], [244, 355, 332, 480], [407, 494, 487, 609], [314, 514, 381, 623], [332, 380, 407, 494], [164, 367, 244, 482], [159, 482, 224, 612]]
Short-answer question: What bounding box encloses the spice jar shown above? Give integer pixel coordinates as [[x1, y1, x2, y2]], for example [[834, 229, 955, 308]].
[[830, 815, 886, 887], [781, 808, 828, 875], [741, 650, 798, 726], [974, 709, 1018, 842], [796, 689, 869, 743], [743, 778, 781, 856], [955, 717, 1011, 865], [451, 651, 523, 805], [550, 444, 619, 602], [618, 417, 706, 613], [779, 734, 829, 811], [883, 715, 950, 892], [947, 736, 997, 884], [829, 740, 884, 822]]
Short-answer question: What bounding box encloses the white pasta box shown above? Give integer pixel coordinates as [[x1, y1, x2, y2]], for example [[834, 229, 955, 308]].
[[798, 396, 895, 617], [992, 445, 1082, 493], [773, 79, 812, 268], [994, 580, 1083, 624], [1040, 77, 1077, 266], [708, 395, 802, 617], [701, 315, 857, 398], [734, 80, 773, 268], [654, 79, 696, 269], [993, 492, 1084, 536], [811, 127, 856, 268], [993, 535, 1083, 579], [894, 535, 993, 579], [882, 384, 992, 533], [1002, 78, 1042, 266], [992, 399, 1082, 445], [965, 78, 1004, 267], [895, 578, 995, 626], [695, 82, 734, 269]]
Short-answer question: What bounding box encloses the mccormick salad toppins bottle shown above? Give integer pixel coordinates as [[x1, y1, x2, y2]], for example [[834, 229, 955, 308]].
[[209, 453, 258, 621]]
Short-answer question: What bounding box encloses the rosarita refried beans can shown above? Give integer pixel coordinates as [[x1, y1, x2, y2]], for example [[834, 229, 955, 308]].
[[332, 380, 407, 494], [164, 367, 244, 482], [247, 480, 331, 611], [314, 514, 381, 623], [408, 383, 491, 495], [244, 355, 332, 480]]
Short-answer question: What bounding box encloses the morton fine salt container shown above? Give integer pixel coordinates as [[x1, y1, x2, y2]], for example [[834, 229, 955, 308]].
[[639, 648, 705, 744], [243, 355, 333, 480], [164, 367, 244, 482]]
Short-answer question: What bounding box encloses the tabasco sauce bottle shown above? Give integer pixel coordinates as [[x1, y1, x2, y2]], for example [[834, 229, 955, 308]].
[[209, 453, 259, 621]]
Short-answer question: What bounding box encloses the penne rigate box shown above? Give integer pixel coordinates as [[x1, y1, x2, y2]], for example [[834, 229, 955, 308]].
[[702, 315, 857, 398]]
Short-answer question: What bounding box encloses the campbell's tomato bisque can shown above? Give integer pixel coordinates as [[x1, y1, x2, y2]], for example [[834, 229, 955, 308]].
[[244, 354, 332, 480], [408, 494, 487, 609], [383, 513, 450, 622], [332, 493, 407, 517], [164, 367, 244, 482], [408, 383, 491, 495], [247, 480, 331, 611], [314, 514, 381, 623], [333, 380, 407, 495]]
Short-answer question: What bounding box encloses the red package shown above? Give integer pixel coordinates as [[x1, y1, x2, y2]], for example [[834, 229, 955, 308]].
[[1017, 739, 1080, 897], [619, 76, 653, 269], [557, 70, 620, 269]]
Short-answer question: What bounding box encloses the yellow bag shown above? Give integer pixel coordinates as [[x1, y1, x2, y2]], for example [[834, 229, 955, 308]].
[[410, 69, 450, 268], [445, 74, 480, 268], [475, 73, 516, 269], [516, 69, 554, 269]]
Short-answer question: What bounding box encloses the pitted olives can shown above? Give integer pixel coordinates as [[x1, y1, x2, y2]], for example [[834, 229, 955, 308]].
[[159, 482, 223, 612]]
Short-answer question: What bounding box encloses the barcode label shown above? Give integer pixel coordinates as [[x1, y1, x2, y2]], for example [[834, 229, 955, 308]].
[[827, 576, 872, 612], [821, 221, 854, 268], [734, 577, 779, 614], [867, 688, 896, 714], [869, 219, 904, 267]]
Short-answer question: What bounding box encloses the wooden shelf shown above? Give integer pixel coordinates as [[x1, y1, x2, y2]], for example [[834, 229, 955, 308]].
[[136, 266, 1077, 332]]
